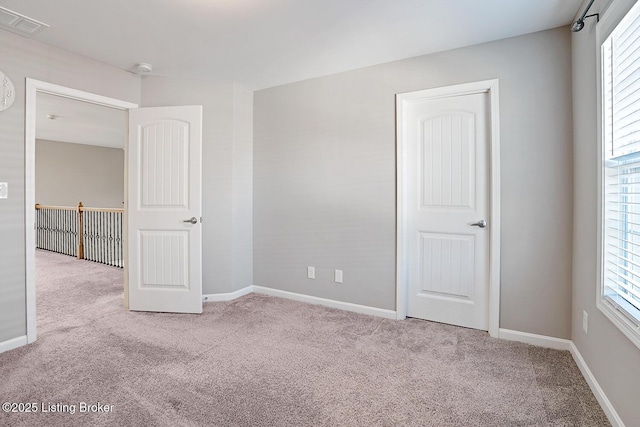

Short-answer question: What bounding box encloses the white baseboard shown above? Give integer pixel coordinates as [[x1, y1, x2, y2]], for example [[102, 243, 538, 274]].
[[498, 328, 572, 350], [253, 286, 397, 319], [203, 286, 253, 302], [569, 342, 625, 427], [0, 335, 28, 354], [202, 285, 397, 319]]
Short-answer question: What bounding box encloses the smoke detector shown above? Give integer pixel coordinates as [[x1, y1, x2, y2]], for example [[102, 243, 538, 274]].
[[134, 63, 153, 74]]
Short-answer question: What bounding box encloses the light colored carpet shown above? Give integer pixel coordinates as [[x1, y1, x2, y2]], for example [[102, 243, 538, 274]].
[[0, 250, 609, 426]]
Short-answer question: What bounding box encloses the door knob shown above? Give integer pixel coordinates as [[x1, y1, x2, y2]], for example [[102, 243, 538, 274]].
[[183, 217, 198, 224], [470, 220, 487, 228]]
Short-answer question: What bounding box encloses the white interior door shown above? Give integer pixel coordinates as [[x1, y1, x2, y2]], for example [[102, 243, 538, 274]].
[[127, 105, 203, 313], [405, 91, 490, 330]]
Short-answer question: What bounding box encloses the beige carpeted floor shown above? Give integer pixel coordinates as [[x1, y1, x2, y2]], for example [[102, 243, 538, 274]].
[[0, 250, 609, 426]]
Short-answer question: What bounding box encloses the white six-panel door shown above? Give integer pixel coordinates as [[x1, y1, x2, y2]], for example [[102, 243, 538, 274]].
[[404, 91, 490, 330], [127, 106, 203, 313]]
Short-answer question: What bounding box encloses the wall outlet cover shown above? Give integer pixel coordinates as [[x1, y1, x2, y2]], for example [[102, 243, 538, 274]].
[[0, 182, 7, 199]]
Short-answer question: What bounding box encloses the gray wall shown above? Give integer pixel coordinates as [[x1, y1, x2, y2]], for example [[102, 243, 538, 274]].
[[141, 76, 253, 295], [36, 139, 124, 208], [572, 0, 640, 425], [254, 27, 574, 338], [231, 85, 254, 292], [0, 30, 140, 343]]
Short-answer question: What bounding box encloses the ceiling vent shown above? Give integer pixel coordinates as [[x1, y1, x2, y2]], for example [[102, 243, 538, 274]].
[[0, 6, 49, 36]]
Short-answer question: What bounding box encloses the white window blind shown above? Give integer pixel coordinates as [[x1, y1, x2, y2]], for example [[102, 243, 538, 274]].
[[603, 1, 640, 326]]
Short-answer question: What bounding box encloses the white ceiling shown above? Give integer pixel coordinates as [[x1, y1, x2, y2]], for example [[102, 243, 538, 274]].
[[36, 93, 126, 149], [2, 0, 582, 90]]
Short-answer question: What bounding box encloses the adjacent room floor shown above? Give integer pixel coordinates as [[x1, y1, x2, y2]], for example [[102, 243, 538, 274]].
[[0, 250, 609, 426]]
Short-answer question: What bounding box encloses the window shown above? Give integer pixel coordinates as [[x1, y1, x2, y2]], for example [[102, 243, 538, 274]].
[[600, 0, 640, 347]]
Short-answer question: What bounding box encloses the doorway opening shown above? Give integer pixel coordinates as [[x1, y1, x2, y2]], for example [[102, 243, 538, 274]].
[[25, 79, 138, 344], [35, 92, 126, 267], [395, 79, 501, 337]]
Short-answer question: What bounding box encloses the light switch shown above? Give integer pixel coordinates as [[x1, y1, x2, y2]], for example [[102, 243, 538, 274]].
[[335, 270, 343, 283], [0, 182, 7, 199]]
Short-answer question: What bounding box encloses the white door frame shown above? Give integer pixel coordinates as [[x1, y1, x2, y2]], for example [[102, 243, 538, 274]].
[[396, 79, 501, 337], [25, 78, 138, 343]]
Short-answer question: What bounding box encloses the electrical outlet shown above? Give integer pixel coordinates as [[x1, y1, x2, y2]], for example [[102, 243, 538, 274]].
[[0, 182, 7, 199], [334, 269, 343, 283], [582, 310, 588, 334], [307, 266, 315, 279]]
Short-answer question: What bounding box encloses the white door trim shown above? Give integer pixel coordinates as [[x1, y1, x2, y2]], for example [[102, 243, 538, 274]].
[[25, 78, 138, 344], [396, 79, 501, 337]]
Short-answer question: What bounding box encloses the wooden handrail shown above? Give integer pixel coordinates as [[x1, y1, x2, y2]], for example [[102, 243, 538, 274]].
[[34, 204, 76, 211], [81, 207, 124, 213], [35, 203, 123, 213]]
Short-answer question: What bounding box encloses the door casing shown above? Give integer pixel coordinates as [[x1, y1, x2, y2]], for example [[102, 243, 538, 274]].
[[395, 79, 501, 337], [25, 78, 138, 343]]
